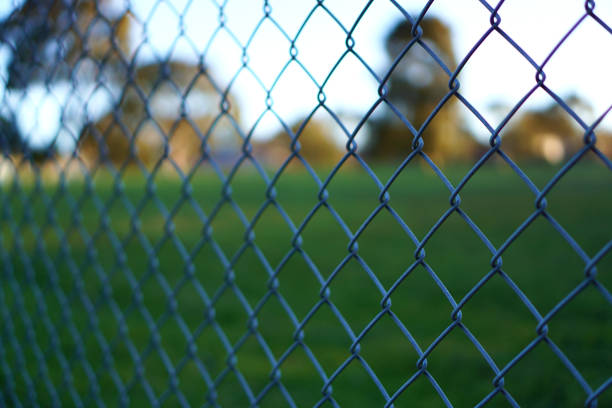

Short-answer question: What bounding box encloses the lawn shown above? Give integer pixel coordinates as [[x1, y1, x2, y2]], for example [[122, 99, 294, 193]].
[[0, 158, 611, 407]]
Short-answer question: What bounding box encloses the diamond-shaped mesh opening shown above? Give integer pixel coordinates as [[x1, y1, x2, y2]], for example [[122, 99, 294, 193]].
[[390, 372, 450, 407], [257, 384, 296, 407], [272, 344, 323, 407], [422, 211, 492, 299], [426, 326, 498, 407], [288, 109, 348, 167], [233, 333, 275, 397], [207, 202, 247, 257], [269, 62, 319, 121], [326, 256, 384, 334], [175, 358, 209, 407], [497, 0, 585, 64], [299, 206, 350, 280], [301, 302, 353, 376], [499, 91, 586, 167], [246, 21, 292, 90], [460, 272, 538, 369], [457, 158, 535, 247], [324, 155, 382, 232], [547, 284, 612, 388], [254, 294, 296, 356], [343, 3, 391, 67], [128, 382, 154, 407], [384, 155, 453, 239], [190, 242, 227, 296], [294, 7, 348, 86], [503, 341, 588, 407], [502, 216, 586, 313], [274, 252, 322, 319], [323, 52, 380, 117], [137, 277, 167, 322], [356, 207, 416, 288], [228, 160, 269, 221], [165, 119, 207, 173], [210, 287, 249, 346], [457, 30, 537, 127], [325, 357, 389, 407], [358, 313, 420, 393], [389, 263, 454, 351], [192, 323, 228, 381], [170, 281, 207, 336], [544, 19, 612, 122], [214, 370, 253, 407], [385, 53, 454, 134], [231, 245, 273, 308], [272, 161, 321, 222], [543, 153, 612, 256]]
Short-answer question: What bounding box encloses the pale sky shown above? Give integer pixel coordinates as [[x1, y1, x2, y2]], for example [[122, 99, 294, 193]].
[[1, 0, 611, 148]]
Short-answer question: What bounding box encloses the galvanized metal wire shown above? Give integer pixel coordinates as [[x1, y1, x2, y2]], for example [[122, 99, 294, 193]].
[[0, 0, 611, 407]]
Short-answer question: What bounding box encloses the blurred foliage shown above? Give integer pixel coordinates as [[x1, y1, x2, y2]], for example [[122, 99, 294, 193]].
[[0, 115, 21, 154], [499, 95, 612, 164], [78, 60, 241, 170], [0, 0, 131, 157], [367, 17, 478, 164], [0, 0, 241, 169], [257, 118, 344, 166], [0, 114, 53, 162], [1, 4, 610, 168], [0, 0, 131, 90], [502, 101, 579, 163]]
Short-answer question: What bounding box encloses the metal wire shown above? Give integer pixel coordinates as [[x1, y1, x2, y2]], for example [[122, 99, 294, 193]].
[[0, 0, 611, 407]]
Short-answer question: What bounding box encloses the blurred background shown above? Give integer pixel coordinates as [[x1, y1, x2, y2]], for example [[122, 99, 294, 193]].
[[0, 1, 611, 407], [1, 0, 611, 170]]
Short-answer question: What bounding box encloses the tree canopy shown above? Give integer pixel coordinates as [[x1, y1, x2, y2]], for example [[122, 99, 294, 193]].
[[258, 117, 344, 167], [78, 60, 241, 170], [1, 1, 240, 169], [0, 0, 130, 89], [367, 17, 477, 163], [500, 96, 589, 163], [0, 0, 131, 90], [0, 0, 132, 157]]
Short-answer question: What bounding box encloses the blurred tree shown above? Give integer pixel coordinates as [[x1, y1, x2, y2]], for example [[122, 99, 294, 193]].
[[368, 17, 476, 163], [0, 115, 22, 154], [257, 118, 344, 166], [0, 0, 132, 159], [78, 60, 240, 170], [0, 0, 131, 89], [596, 130, 612, 159], [0, 114, 56, 162], [500, 96, 586, 163], [1, 0, 237, 170]]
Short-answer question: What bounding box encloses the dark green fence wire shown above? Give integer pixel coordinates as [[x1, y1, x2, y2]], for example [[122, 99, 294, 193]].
[[0, 0, 611, 407]]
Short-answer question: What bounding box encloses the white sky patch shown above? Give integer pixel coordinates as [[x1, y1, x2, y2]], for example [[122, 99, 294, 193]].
[[12, 85, 66, 148]]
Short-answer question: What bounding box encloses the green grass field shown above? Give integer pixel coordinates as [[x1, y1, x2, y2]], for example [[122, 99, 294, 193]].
[[0, 159, 611, 407]]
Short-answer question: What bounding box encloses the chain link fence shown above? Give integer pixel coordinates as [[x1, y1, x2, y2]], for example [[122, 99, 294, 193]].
[[0, 0, 611, 406]]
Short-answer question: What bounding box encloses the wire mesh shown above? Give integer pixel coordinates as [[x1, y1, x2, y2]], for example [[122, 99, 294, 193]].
[[0, 0, 611, 407]]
